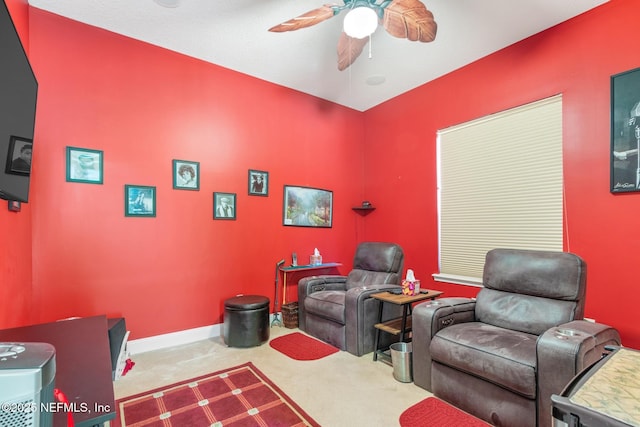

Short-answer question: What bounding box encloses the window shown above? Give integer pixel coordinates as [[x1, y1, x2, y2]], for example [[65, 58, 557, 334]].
[[434, 95, 563, 286]]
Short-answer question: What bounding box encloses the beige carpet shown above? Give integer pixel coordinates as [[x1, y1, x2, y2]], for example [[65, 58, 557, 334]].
[[113, 327, 432, 427]]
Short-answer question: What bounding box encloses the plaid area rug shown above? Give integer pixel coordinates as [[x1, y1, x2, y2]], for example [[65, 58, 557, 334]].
[[112, 362, 320, 427]]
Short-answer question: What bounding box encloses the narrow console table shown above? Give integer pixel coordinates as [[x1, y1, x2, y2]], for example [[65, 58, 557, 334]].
[[371, 290, 442, 363], [0, 315, 116, 427], [279, 262, 342, 305]]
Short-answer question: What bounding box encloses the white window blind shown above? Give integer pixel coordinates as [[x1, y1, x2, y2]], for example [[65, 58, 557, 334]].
[[435, 95, 563, 286]]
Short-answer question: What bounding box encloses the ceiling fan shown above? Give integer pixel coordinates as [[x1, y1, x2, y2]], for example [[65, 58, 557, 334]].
[[269, 0, 437, 71]]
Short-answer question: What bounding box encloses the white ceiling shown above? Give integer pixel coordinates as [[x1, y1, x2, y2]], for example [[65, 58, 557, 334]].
[[27, 0, 608, 111]]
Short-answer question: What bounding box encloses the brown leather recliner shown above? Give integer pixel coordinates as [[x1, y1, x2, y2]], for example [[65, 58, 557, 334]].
[[412, 248, 621, 427], [298, 242, 404, 356]]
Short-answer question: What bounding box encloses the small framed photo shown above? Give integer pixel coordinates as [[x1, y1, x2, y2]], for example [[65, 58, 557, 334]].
[[7, 200, 21, 212], [125, 185, 156, 217], [213, 192, 236, 220], [66, 146, 103, 184], [611, 67, 640, 193], [248, 169, 268, 196], [283, 185, 333, 228], [5, 136, 32, 176], [173, 159, 200, 190]]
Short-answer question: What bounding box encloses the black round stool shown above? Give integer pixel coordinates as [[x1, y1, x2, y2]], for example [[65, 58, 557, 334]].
[[223, 295, 270, 347]]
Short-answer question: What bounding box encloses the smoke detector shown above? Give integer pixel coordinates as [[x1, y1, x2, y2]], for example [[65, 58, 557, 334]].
[[153, 0, 181, 8]]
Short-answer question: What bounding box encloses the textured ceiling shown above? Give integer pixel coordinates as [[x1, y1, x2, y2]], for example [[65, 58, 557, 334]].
[[28, 0, 608, 111]]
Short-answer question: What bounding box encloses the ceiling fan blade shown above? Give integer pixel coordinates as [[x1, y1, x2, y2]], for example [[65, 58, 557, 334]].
[[337, 32, 369, 71], [383, 0, 437, 42], [269, 5, 338, 32]]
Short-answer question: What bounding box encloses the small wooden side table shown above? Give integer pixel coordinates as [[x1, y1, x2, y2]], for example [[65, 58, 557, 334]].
[[372, 289, 443, 363]]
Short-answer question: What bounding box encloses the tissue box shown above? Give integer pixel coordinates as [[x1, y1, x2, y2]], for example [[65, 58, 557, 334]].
[[310, 255, 322, 265], [401, 280, 420, 296]]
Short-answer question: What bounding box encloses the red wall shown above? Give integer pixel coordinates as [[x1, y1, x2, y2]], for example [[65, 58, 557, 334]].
[[6, 0, 640, 348], [23, 8, 365, 339], [363, 0, 640, 348], [0, 0, 33, 329]]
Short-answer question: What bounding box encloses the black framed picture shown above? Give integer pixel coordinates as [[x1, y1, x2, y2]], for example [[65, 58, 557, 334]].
[[7, 200, 21, 212], [66, 146, 104, 184], [173, 159, 199, 190], [214, 192, 236, 220], [5, 136, 32, 176], [283, 185, 333, 228], [125, 185, 156, 217], [248, 169, 268, 196], [611, 67, 640, 193]]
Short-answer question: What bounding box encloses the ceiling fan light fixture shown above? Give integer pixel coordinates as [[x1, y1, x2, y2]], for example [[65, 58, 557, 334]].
[[343, 6, 378, 39]]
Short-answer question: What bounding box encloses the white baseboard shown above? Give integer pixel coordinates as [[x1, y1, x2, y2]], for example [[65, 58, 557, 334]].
[[127, 313, 281, 355], [127, 323, 222, 355]]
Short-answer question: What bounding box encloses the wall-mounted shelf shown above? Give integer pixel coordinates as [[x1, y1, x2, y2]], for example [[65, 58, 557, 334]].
[[352, 206, 376, 216]]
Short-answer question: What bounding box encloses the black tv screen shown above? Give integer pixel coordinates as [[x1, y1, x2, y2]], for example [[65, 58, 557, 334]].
[[0, 0, 38, 203]]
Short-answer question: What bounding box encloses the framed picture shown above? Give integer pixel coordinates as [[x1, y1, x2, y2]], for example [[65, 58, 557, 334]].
[[214, 192, 236, 220], [611, 67, 640, 193], [7, 200, 21, 212], [66, 146, 103, 184], [5, 136, 32, 176], [248, 169, 268, 196], [283, 185, 333, 228], [125, 185, 156, 217], [173, 159, 200, 190]]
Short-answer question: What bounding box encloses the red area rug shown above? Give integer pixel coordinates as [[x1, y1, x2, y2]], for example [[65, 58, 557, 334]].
[[269, 332, 339, 361], [112, 362, 320, 427], [400, 397, 491, 427]]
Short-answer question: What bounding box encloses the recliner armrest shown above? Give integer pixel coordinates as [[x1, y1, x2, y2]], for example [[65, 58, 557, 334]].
[[537, 320, 621, 427], [417, 297, 477, 334], [343, 284, 403, 356], [344, 284, 403, 316], [298, 275, 348, 295], [412, 297, 476, 391], [297, 275, 348, 332], [345, 283, 400, 299]]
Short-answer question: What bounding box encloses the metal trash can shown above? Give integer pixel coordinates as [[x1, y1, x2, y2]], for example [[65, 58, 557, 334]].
[[390, 342, 413, 383]]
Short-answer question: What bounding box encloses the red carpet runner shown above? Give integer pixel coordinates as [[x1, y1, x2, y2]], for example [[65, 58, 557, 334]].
[[269, 332, 339, 360], [112, 362, 320, 426], [400, 397, 491, 427]]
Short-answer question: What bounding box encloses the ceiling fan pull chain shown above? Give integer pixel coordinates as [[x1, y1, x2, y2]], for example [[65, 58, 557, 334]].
[[368, 34, 373, 59]]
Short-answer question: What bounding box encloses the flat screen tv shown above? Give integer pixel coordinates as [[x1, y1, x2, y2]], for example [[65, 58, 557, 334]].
[[0, 0, 38, 203]]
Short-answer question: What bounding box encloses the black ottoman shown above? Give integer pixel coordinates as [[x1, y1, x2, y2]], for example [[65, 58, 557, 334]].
[[223, 295, 270, 347]]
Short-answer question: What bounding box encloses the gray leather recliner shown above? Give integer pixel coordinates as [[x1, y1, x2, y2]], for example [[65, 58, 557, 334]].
[[298, 242, 404, 356], [412, 248, 621, 427]]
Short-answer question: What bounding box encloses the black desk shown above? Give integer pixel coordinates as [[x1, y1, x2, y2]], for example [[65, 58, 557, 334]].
[[0, 315, 116, 427]]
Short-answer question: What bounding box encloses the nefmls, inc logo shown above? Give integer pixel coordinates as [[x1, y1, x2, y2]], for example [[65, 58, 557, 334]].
[[41, 401, 90, 413], [1, 401, 96, 414]]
